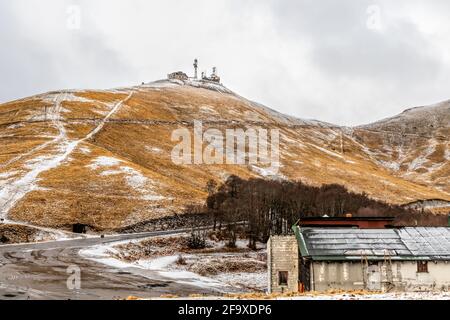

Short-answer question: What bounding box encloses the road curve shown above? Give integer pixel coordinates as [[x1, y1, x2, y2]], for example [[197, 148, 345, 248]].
[[0, 229, 220, 300]]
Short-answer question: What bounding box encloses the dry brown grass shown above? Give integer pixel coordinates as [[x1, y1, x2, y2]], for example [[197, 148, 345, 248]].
[[189, 259, 266, 276], [0, 224, 53, 244], [225, 289, 382, 300], [1, 84, 449, 230]]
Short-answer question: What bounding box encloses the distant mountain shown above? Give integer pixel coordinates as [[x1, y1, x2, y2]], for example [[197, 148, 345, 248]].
[[0, 78, 448, 230], [353, 100, 450, 200]]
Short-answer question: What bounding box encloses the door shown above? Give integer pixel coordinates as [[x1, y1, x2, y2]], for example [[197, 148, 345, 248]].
[[367, 262, 381, 291], [299, 259, 311, 292]]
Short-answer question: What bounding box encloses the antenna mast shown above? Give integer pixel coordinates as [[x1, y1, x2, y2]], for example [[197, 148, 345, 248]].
[[193, 59, 198, 79]]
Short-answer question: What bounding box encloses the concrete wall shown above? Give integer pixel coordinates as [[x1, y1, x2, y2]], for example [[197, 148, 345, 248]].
[[267, 236, 299, 293], [397, 261, 450, 291], [311, 260, 450, 292]]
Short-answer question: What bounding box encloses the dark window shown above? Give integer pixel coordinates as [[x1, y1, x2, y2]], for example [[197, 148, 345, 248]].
[[417, 261, 428, 273], [279, 271, 289, 286]]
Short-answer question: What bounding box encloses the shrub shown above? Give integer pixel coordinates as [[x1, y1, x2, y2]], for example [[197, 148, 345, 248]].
[[176, 255, 187, 266], [186, 229, 206, 249]]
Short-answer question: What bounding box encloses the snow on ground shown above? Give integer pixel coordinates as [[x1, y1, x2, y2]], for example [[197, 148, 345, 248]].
[[278, 292, 450, 300], [80, 236, 267, 293], [282, 134, 307, 148], [215, 272, 267, 292], [251, 165, 285, 180], [445, 146, 450, 161], [0, 92, 133, 222], [408, 140, 437, 172], [79, 146, 91, 155], [87, 156, 166, 201], [41, 91, 94, 105], [0, 171, 19, 181], [87, 156, 122, 170], [199, 105, 220, 116], [308, 143, 344, 160], [145, 146, 163, 154], [76, 235, 450, 300], [80, 239, 233, 292], [188, 291, 450, 301]]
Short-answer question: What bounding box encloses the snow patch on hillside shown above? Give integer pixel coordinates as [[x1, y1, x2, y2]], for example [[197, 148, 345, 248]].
[[0, 171, 19, 180], [250, 165, 286, 181], [445, 147, 450, 161], [88, 156, 122, 170], [408, 140, 438, 172], [0, 92, 134, 221], [79, 146, 91, 154], [87, 156, 166, 201], [41, 92, 95, 105], [145, 146, 163, 154], [199, 105, 220, 115]]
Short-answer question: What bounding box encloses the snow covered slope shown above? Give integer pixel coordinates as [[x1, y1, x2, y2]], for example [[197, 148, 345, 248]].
[[353, 100, 450, 197], [0, 79, 448, 230]]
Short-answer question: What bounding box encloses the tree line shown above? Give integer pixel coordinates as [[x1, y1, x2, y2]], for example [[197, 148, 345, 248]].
[[190, 176, 446, 249]]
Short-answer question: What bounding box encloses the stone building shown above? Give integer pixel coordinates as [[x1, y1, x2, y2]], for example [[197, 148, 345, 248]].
[[268, 221, 450, 293], [267, 236, 299, 293], [168, 71, 189, 81]]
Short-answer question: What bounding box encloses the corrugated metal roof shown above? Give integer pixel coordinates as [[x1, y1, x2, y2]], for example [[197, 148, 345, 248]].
[[297, 227, 450, 261]]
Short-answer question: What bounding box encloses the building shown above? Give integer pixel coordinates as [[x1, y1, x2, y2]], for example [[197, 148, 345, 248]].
[[298, 216, 395, 229], [168, 60, 222, 84], [268, 219, 450, 293], [202, 67, 221, 83], [168, 71, 189, 81]]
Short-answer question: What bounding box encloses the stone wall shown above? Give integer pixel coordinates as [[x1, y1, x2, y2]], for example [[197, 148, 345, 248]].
[[267, 235, 299, 293]]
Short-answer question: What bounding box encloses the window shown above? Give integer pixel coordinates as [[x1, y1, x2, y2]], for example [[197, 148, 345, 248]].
[[279, 271, 289, 286], [417, 261, 428, 273]]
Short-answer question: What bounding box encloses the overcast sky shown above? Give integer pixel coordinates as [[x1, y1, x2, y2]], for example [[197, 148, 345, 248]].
[[1, 0, 449, 125]]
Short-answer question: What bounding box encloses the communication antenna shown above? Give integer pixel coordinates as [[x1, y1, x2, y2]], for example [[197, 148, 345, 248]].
[[193, 59, 198, 79]]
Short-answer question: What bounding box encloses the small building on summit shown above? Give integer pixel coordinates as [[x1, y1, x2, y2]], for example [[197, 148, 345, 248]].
[[168, 71, 189, 81], [202, 67, 221, 83], [167, 60, 221, 84], [268, 218, 450, 294]]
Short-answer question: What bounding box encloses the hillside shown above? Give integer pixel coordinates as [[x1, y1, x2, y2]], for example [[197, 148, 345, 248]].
[[0, 78, 448, 230], [353, 100, 450, 198]]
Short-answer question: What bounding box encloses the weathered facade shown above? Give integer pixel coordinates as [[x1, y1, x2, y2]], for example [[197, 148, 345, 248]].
[[268, 227, 450, 293], [267, 236, 299, 293], [310, 260, 450, 292]]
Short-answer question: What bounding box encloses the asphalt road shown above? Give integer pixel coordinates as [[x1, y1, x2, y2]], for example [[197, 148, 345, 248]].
[[0, 229, 221, 300]]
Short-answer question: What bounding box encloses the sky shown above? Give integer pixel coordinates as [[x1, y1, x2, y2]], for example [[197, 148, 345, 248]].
[[1, 0, 449, 126]]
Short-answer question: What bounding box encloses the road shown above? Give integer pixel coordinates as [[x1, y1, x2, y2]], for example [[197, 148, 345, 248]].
[[0, 229, 221, 300]]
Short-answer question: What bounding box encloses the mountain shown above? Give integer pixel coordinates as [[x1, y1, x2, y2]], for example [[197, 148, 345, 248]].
[[0, 78, 448, 230], [353, 100, 450, 197]]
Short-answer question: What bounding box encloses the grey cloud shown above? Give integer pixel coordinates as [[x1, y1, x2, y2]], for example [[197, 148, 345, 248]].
[[0, 0, 449, 126]]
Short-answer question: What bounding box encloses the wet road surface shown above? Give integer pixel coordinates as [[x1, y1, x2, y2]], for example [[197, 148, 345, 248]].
[[0, 230, 221, 300]]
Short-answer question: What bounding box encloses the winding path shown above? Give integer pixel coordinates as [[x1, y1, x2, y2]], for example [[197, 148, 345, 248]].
[[0, 92, 133, 222]]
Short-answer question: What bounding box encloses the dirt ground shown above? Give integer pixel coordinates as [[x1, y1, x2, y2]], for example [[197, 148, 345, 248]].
[[0, 224, 56, 244]]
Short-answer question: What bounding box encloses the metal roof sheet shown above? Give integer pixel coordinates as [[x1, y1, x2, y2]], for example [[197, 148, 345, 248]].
[[298, 227, 450, 261]]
